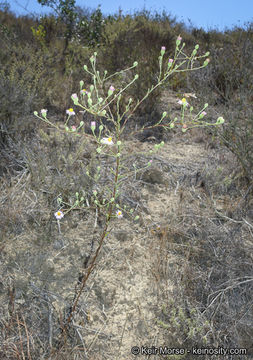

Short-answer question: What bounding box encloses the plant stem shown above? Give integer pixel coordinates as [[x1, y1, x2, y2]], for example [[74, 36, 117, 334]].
[[61, 135, 121, 334]]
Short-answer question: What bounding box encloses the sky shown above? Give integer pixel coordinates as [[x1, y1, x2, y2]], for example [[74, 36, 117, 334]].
[[5, 0, 253, 31]]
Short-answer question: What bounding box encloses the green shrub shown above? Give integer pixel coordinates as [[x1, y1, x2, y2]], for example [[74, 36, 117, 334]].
[[158, 301, 211, 358], [75, 5, 105, 47]]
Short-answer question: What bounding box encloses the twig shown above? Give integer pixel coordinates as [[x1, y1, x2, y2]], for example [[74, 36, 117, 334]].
[[86, 319, 108, 354], [94, 207, 98, 228], [203, 291, 223, 316], [48, 301, 53, 349], [242, 218, 253, 230], [116, 314, 128, 360], [57, 219, 62, 234], [16, 314, 25, 360], [214, 209, 243, 223], [73, 322, 87, 355], [204, 278, 253, 316], [22, 315, 32, 360], [53, 244, 69, 259], [174, 181, 180, 195]]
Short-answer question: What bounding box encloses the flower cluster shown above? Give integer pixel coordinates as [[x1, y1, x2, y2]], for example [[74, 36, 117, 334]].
[[34, 37, 224, 233]]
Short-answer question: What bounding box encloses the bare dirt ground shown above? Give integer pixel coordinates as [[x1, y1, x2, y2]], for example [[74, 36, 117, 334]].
[[1, 90, 252, 359], [75, 138, 227, 359]]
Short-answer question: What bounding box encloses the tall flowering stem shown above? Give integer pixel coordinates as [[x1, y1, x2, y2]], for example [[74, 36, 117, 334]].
[[63, 132, 121, 333]]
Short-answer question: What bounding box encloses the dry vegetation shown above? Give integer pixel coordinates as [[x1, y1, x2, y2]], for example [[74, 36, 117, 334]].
[[0, 3, 253, 359]]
